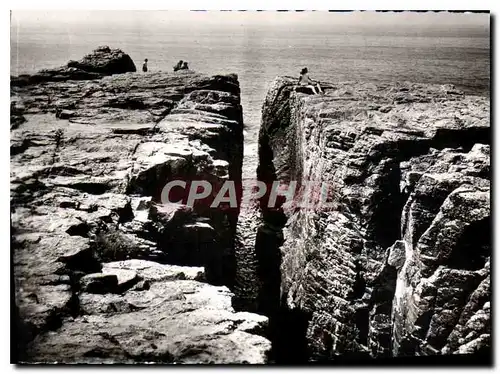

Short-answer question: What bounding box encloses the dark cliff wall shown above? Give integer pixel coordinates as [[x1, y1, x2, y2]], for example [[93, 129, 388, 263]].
[[256, 77, 490, 362]]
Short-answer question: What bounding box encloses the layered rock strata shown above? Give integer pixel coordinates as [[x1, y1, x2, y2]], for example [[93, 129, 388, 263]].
[[256, 77, 490, 362], [11, 49, 269, 363]]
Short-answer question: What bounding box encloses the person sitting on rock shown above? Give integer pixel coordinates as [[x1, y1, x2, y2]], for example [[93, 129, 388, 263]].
[[173, 60, 183, 72], [180, 62, 189, 70], [298, 67, 323, 95], [200, 91, 218, 104], [142, 59, 148, 72]]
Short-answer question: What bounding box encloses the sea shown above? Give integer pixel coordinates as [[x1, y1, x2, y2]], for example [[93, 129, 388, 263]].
[[10, 11, 490, 178]]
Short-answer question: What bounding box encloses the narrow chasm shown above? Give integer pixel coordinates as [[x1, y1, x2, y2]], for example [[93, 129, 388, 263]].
[[251, 139, 311, 364]]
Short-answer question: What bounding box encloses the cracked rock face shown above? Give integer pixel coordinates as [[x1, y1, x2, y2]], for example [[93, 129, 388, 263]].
[[11, 51, 269, 363], [257, 77, 490, 362]]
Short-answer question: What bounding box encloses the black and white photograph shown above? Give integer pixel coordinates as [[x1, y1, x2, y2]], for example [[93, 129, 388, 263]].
[[9, 8, 491, 365]]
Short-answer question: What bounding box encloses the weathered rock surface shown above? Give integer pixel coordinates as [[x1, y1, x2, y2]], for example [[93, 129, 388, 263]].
[[257, 77, 490, 362], [26, 260, 270, 364], [11, 46, 136, 87], [11, 52, 268, 363]]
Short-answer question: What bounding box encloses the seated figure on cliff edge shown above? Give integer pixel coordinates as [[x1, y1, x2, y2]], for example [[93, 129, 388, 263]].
[[142, 59, 148, 72], [173, 60, 183, 71], [298, 67, 323, 95]]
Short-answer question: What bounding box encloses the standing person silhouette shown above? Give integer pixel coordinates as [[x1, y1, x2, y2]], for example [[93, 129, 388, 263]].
[[142, 59, 148, 72], [298, 67, 323, 94]]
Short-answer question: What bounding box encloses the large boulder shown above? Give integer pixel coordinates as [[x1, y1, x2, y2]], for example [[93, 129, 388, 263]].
[[67, 45, 136, 74], [11, 46, 136, 87]]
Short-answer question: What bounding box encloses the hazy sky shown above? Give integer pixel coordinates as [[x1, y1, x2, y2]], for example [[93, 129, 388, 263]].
[[11, 10, 489, 29], [10, 11, 490, 43]]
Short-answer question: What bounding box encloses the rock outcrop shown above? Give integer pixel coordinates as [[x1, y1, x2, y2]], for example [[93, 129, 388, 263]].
[[11, 53, 269, 363], [25, 260, 270, 364], [256, 77, 490, 362], [11, 46, 136, 87], [66, 45, 136, 74]]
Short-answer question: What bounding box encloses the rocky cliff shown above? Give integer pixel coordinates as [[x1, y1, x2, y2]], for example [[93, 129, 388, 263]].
[[11, 48, 270, 364], [256, 77, 490, 362]]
